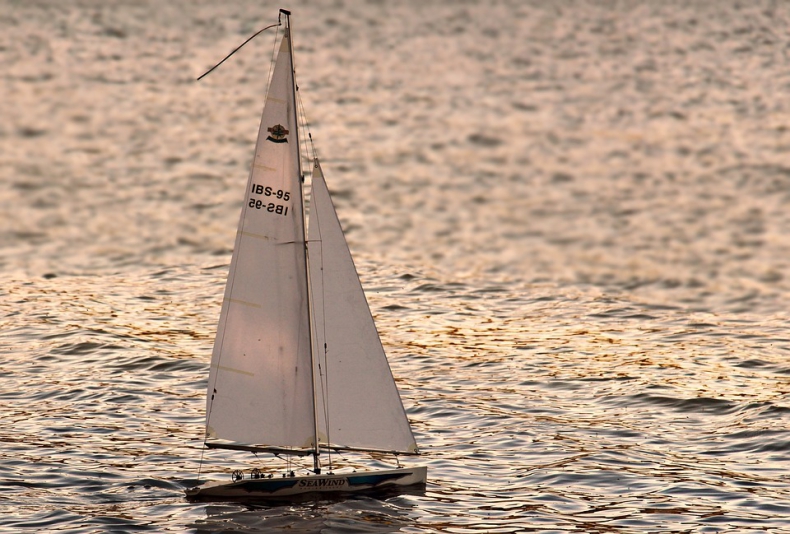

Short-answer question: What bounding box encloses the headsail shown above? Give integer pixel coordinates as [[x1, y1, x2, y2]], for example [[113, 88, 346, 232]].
[[205, 29, 316, 451], [308, 160, 419, 455]]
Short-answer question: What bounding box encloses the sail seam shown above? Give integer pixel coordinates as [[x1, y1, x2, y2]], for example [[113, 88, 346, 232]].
[[252, 163, 277, 172], [238, 231, 271, 241], [223, 297, 261, 308], [211, 364, 255, 377]]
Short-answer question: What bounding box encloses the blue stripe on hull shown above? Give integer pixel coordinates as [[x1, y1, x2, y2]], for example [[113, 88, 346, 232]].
[[347, 472, 409, 487]]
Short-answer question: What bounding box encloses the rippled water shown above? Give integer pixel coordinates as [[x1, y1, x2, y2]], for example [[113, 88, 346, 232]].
[[3, 0, 790, 532]]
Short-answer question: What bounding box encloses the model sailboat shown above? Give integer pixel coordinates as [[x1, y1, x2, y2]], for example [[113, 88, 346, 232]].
[[185, 10, 426, 501]]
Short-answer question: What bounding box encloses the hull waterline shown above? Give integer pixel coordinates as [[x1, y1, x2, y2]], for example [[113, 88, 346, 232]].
[[185, 466, 427, 501]]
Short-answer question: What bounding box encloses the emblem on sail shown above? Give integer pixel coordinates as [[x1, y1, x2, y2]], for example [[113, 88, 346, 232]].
[[266, 124, 289, 143]]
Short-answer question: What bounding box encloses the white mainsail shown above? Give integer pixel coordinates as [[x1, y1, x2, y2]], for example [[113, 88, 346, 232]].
[[205, 29, 316, 451], [307, 161, 418, 455]]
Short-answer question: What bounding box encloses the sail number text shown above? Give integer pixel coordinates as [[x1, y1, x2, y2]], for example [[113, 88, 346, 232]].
[[249, 183, 291, 216]]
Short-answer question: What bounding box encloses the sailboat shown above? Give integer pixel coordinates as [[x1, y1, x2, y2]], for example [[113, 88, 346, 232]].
[[185, 9, 426, 501]]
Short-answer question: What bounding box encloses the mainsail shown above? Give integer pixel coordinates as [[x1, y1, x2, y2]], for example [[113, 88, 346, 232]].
[[307, 161, 418, 455], [205, 29, 316, 451]]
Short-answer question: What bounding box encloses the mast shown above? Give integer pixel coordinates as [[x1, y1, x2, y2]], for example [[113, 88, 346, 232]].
[[281, 8, 321, 473]]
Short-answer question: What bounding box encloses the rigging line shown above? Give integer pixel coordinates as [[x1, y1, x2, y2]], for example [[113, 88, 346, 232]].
[[313, 161, 334, 471], [197, 21, 281, 81], [295, 84, 316, 167], [321, 263, 332, 471], [280, 453, 314, 475], [319, 215, 332, 469], [305, 159, 332, 470], [287, 11, 314, 169], [266, 18, 282, 101], [197, 444, 207, 482]]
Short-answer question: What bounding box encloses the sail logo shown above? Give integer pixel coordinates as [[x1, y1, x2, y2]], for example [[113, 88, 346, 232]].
[[266, 124, 289, 143], [297, 477, 348, 489]]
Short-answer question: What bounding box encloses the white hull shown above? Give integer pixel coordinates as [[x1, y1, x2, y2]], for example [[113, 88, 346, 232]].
[[185, 466, 427, 501]]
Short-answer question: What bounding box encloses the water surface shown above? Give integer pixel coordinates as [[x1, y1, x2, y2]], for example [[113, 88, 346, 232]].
[[2, 0, 790, 532]]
